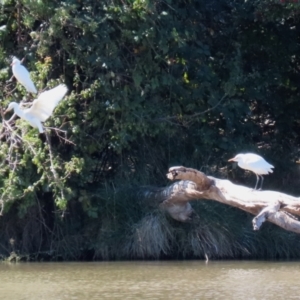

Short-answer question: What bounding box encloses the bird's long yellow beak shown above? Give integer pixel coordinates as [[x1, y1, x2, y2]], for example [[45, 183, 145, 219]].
[[296, 160, 300, 164], [228, 158, 235, 162]]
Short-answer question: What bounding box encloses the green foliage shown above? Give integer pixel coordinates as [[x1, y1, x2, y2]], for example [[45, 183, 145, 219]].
[[0, 0, 299, 260]]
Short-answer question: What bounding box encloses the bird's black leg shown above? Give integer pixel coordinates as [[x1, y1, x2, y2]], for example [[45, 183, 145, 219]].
[[254, 174, 260, 190], [259, 176, 264, 190]]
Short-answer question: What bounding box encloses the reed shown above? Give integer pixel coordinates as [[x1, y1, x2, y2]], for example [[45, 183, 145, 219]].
[[0, 183, 300, 261]]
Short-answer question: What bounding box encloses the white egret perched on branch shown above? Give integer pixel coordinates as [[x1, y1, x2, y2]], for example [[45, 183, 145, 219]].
[[228, 153, 274, 190], [11, 56, 37, 94], [4, 84, 68, 133]]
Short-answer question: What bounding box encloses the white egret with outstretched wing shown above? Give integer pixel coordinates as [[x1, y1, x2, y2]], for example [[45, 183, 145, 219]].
[[5, 84, 68, 133]]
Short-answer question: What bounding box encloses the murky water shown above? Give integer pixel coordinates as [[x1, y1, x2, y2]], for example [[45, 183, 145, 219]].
[[0, 260, 299, 299]]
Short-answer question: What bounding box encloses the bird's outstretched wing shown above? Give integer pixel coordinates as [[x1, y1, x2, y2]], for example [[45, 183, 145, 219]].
[[29, 84, 68, 122]]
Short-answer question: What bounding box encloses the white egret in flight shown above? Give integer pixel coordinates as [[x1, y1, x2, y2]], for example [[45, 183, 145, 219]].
[[4, 84, 68, 133], [11, 57, 37, 94], [228, 153, 274, 190]]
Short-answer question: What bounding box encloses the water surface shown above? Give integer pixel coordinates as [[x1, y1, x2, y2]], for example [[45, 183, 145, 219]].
[[0, 260, 298, 299]]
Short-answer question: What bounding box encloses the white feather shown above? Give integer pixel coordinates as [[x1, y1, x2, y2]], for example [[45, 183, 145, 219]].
[[229, 153, 274, 175], [228, 153, 274, 190], [29, 84, 68, 122], [5, 84, 68, 133], [11, 57, 37, 94]]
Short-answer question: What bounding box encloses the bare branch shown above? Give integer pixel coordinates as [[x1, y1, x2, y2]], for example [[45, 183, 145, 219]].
[[138, 166, 300, 234], [154, 94, 228, 124]]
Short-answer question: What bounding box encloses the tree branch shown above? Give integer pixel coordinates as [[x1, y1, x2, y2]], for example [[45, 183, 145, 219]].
[[140, 166, 300, 234]]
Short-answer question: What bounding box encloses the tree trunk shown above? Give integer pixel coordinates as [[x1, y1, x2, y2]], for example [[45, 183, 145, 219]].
[[142, 166, 300, 234]]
